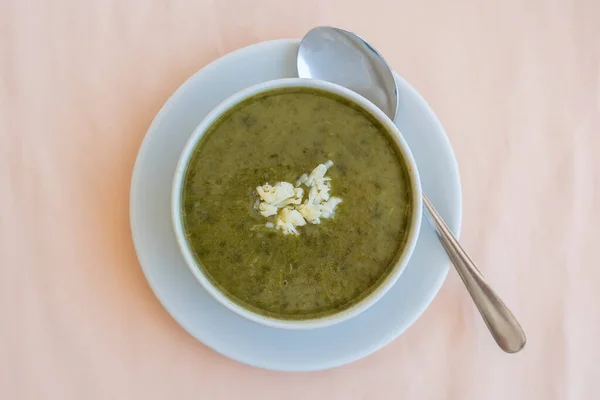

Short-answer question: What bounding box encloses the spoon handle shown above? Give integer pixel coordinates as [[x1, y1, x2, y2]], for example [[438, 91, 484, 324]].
[[423, 195, 526, 353]]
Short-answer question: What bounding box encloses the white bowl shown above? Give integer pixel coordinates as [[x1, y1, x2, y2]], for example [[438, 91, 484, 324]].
[[171, 78, 423, 330]]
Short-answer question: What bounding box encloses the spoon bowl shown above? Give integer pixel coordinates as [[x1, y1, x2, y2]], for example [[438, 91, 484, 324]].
[[297, 27, 398, 120]]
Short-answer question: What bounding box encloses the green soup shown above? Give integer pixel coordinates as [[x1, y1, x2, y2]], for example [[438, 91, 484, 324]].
[[181, 87, 414, 320]]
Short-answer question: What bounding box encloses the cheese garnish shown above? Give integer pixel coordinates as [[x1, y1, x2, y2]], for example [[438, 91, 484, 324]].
[[255, 161, 342, 235]]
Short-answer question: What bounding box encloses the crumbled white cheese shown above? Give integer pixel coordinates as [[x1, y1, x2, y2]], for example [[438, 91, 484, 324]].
[[280, 208, 307, 227], [305, 160, 333, 187], [295, 174, 308, 187], [297, 203, 322, 224], [256, 182, 296, 205], [255, 160, 342, 235], [258, 202, 278, 217], [275, 207, 307, 235], [320, 197, 343, 218]]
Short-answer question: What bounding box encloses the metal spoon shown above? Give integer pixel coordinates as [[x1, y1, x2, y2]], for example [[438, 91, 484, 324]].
[[298, 26, 526, 353]]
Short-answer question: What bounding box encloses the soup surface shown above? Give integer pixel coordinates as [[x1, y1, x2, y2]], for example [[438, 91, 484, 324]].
[[181, 87, 414, 319]]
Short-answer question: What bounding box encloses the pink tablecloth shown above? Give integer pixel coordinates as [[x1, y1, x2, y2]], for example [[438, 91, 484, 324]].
[[1, 0, 599, 399]]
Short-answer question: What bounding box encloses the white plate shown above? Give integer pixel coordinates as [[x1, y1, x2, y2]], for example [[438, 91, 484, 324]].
[[130, 39, 462, 372]]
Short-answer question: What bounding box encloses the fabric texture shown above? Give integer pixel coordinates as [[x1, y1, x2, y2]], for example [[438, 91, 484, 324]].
[[1, 0, 598, 398]]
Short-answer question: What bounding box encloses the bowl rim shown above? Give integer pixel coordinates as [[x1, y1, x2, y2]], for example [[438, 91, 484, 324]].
[[171, 77, 423, 330]]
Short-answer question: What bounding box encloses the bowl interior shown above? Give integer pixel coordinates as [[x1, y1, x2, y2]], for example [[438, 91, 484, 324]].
[[171, 78, 422, 329]]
